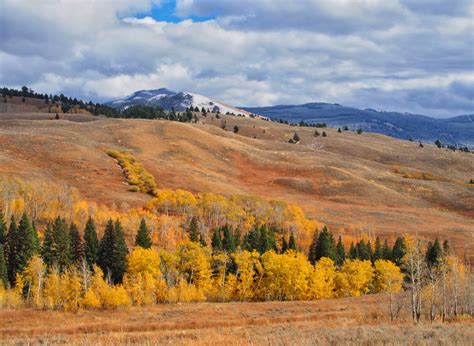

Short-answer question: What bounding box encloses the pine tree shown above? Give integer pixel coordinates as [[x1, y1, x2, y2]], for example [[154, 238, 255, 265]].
[[426, 239, 442, 267], [314, 226, 337, 262], [17, 213, 39, 273], [356, 240, 370, 260], [367, 240, 373, 261], [211, 228, 223, 253], [308, 229, 319, 264], [233, 229, 242, 249], [98, 219, 115, 279], [243, 227, 259, 251], [382, 239, 392, 260], [84, 217, 98, 268], [0, 209, 5, 244], [0, 244, 8, 287], [135, 218, 152, 248], [188, 217, 199, 243], [373, 236, 383, 261], [348, 242, 358, 260], [281, 237, 289, 254], [391, 237, 406, 266], [111, 220, 128, 284], [336, 236, 345, 266], [222, 225, 236, 253], [6, 216, 19, 285], [70, 223, 84, 264], [288, 232, 297, 251], [52, 217, 71, 271], [268, 226, 278, 252], [41, 222, 56, 266], [258, 225, 269, 254]]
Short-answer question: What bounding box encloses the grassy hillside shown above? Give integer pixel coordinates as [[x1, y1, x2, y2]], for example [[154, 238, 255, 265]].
[[0, 110, 472, 259]]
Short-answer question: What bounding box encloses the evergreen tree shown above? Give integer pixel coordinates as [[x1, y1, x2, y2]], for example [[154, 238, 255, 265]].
[[293, 133, 300, 142], [426, 239, 442, 267], [6, 216, 19, 285], [391, 237, 406, 266], [243, 227, 259, 251], [268, 226, 278, 252], [0, 209, 5, 245], [233, 229, 242, 249], [69, 223, 84, 264], [52, 217, 71, 271], [336, 236, 345, 266], [111, 220, 128, 284], [84, 217, 99, 268], [258, 225, 269, 254], [442, 240, 450, 255], [0, 244, 7, 288], [135, 218, 152, 248], [314, 226, 337, 262], [281, 237, 289, 254], [382, 239, 392, 260], [308, 229, 319, 264], [222, 225, 236, 253], [16, 213, 39, 273], [367, 240, 373, 261], [373, 236, 383, 261], [356, 240, 370, 260], [348, 242, 358, 260], [211, 228, 223, 253], [288, 232, 297, 251], [41, 222, 56, 266], [188, 217, 199, 243], [98, 219, 115, 279]]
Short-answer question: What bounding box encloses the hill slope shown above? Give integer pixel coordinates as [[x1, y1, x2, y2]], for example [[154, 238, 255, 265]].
[[243, 103, 474, 147], [0, 111, 472, 259]]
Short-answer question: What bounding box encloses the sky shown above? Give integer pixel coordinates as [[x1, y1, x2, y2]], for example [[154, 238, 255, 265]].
[[0, 0, 473, 117]]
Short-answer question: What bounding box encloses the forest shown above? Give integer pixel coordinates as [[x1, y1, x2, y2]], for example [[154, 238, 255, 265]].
[[0, 181, 470, 323]]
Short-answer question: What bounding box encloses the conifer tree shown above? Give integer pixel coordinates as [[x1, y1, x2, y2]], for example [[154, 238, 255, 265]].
[[135, 218, 152, 248], [391, 237, 406, 266], [348, 242, 358, 260], [84, 217, 98, 267], [6, 216, 19, 285], [367, 240, 373, 260], [426, 239, 442, 267], [258, 225, 269, 254], [111, 220, 128, 284], [442, 240, 450, 255], [98, 219, 115, 279], [211, 228, 223, 253], [336, 235, 346, 266], [17, 213, 39, 273], [243, 227, 259, 251], [308, 229, 319, 264], [382, 239, 392, 260], [41, 222, 56, 266], [52, 217, 71, 271], [268, 226, 278, 252], [288, 232, 297, 251], [281, 237, 289, 254], [314, 226, 337, 262], [0, 209, 5, 245], [70, 223, 84, 264], [373, 236, 383, 261], [0, 244, 8, 287], [188, 217, 199, 243], [233, 229, 242, 249], [222, 225, 236, 253]]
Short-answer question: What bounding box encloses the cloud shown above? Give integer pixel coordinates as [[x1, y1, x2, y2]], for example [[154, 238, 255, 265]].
[[0, 0, 473, 117]]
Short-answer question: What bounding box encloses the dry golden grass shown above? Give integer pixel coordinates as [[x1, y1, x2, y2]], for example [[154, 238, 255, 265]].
[[0, 111, 473, 259], [0, 294, 472, 345]]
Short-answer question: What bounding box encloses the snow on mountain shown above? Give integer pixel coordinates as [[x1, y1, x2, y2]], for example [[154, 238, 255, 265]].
[[106, 89, 254, 117]]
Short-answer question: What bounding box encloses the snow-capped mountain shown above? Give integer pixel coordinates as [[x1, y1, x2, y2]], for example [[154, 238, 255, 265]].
[[106, 88, 251, 116]]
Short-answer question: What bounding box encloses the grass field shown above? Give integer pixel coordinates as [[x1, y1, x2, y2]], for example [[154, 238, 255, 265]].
[[1, 294, 472, 345]]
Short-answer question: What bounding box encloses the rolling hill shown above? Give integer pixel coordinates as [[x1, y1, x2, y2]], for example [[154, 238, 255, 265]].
[[0, 102, 473, 260], [243, 103, 474, 147]]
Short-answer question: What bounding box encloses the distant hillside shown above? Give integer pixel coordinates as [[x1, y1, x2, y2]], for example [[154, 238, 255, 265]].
[[107, 88, 251, 116], [243, 103, 474, 147]]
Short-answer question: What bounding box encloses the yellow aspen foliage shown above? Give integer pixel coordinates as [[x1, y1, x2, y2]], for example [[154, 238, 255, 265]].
[[81, 289, 101, 309], [62, 269, 82, 311], [175, 242, 213, 295], [0, 282, 23, 308], [259, 250, 312, 301], [43, 268, 62, 309], [308, 257, 336, 299], [232, 250, 261, 301], [372, 260, 403, 294], [166, 279, 205, 303], [88, 265, 131, 309], [336, 259, 374, 297], [21, 255, 46, 308], [124, 247, 164, 305]]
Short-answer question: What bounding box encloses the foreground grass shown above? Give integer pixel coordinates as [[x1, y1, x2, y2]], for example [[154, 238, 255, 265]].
[[1, 294, 472, 345]]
